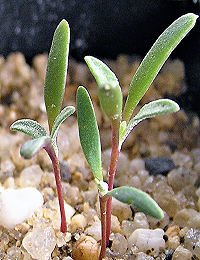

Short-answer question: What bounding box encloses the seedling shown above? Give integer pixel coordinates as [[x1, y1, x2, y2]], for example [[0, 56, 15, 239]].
[[76, 13, 198, 259], [10, 20, 75, 233]]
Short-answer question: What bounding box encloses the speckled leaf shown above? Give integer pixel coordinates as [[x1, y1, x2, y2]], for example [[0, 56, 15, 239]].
[[76, 86, 103, 182], [106, 186, 164, 219], [85, 56, 119, 87], [20, 136, 51, 159], [44, 19, 70, 132], [123, 13, 198, 122], [119, 99, 180, 146], [10, 119, 47, 138]]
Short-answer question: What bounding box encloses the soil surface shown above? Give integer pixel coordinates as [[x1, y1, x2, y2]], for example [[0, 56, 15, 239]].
[[0, 52, 200, 260]]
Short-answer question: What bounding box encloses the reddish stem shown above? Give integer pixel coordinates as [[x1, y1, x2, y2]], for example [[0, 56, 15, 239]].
[[45, 146, 67, 233], [99, 196, 107, 260], [106, 120, 120, 246]]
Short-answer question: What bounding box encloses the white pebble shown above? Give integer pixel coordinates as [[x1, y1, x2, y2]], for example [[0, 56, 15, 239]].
[[0, 187, 43, 229], [128, 228, 165, 256], [22, 226, 56, 260], [19, 164, 43, 188], [85, 221, 101, 241]]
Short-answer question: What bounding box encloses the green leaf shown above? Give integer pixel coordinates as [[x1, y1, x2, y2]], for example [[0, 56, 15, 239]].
[[106, 186, 164, 219], [44, 19, 70, 132], [123, 13, 198, 122], [20, 136, 51, 159], [98, 82, 123, 121], [119, 99, 180, 146], [76, 86, 103, 181], [84, 56, 119, 86], [10, 119, 47, 138], [51, 106, 75, 141]]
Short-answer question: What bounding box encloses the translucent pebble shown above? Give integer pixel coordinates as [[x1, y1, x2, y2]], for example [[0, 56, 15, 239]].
[[174, 209, 200, 229], [71, 214, 87, 233], [167, 167, 197, 192], [102, 149, 130, 177], [85, 221, 101, 241], [129, 158, 145, 174], [172, 245, 193, 260], [23, 226, 56, 260], [133, 212, 149, 230], [19, 164, 43, 188], [110, 233, 128, 255], [128, 228, 165, 256], [122, 220, 135, 238], [6, 246, 22, 259], [135, 252, 155, 260], [171, 152, 192, 169], [184, 228, 200, 258], [111, 198, 132, 222]]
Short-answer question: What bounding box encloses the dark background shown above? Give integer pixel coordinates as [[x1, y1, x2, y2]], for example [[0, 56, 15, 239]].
[[0, 0, 200, 114]]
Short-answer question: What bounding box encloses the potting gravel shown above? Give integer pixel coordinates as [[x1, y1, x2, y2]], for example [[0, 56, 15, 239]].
[[0, 53, 199, 259]]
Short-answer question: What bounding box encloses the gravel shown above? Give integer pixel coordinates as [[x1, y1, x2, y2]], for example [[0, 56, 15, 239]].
[[0, 52, 199, 259]]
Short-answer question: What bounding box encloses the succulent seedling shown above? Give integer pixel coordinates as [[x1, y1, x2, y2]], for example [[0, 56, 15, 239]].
[[10, 20, 75, 233], [76, 13, 198, 259]]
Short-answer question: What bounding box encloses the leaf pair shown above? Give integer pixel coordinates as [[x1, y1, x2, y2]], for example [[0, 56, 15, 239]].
[[77, 13, 198, 220], [10, 19, 75, 159], [10, 106, 75, 159]]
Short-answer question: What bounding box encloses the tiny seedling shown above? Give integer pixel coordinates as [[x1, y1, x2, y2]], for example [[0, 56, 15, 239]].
[[76, 13, 198, 259], [10, 20, 75, 233]]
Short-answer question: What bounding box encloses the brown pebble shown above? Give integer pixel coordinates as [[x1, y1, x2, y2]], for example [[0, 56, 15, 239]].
[[72, 235, 99, 260]]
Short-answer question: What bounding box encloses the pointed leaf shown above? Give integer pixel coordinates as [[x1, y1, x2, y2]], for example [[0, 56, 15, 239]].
[[20, 136, 51, 159], [120, 99, 180, 146], [123, 13, 198, 122], [106, 186, 164, 219], [85, 56, 119, 86], [10, 119, 47, 138], [51, 106, 75, 141], [76, 86, 103, 181], [44, 19, 70, 132]]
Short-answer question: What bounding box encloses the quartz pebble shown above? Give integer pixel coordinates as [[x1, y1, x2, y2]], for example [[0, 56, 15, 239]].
[[128, 228, 165, 256], [18, 164, 43, 188], [184, 228, 200, 258], [110, 233, 128, 255], [22, 226, 56, 260], [0, 187, 43, 229], [172, 245, 193, 260]]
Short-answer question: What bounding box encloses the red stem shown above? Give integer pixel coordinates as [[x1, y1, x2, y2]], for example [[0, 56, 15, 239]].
[[106, 120, 120, 246], [45, 146, 67, 233], [99, 196, 107, 260]]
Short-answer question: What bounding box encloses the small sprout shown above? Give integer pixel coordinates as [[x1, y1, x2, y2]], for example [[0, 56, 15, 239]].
[[77, 13, 198, 260], [10, 19, 75, 233]]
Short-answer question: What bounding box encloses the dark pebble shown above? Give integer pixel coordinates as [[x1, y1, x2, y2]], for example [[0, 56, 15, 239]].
[[145, 156, 175, 176], [60, 160, 71, 182]]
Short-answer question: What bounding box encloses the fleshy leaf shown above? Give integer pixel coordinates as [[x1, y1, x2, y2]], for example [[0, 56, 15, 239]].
[[123, 13, 198, 122], [76, 86, 103, 181], [106, 186, 164, 219], [20, 136, 51, 159], [84, 56, 119, 86], [44, 19, 70, 132], [98, 82, 123, 121], [119, 99, 180, 146], [51, 106, 75, 141], [10, 119, 47, 138]]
